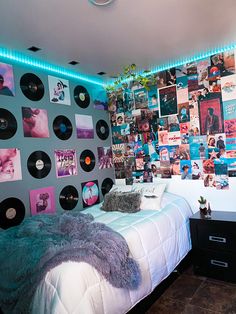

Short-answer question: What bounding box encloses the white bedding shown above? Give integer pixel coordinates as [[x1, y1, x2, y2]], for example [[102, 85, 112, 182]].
[[31, 192, 193, 314]]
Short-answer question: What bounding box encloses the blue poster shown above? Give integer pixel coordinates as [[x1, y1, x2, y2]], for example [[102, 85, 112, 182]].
[[223, 99, 236, 120], [189, 136, 208, 160]]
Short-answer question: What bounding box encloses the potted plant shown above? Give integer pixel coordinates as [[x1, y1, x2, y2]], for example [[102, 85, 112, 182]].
[[198, 196, 207, 216]]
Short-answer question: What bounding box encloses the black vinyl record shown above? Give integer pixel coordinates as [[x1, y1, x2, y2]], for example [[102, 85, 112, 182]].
[[53, 115, 73, 140], [59, 185, 79, 210], [101, 178, 114, 196], [80, 149, 95, 172], [0, 197, 25, 229], [20, 73, 44, 101], [74, 85, 90, 108], [27, 151, 51, 179], [96, 119, 109, 140], [0, 108, 17, 139]]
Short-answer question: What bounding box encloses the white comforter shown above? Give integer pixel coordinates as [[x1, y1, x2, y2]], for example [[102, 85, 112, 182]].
[[32, 192, 192, 314]]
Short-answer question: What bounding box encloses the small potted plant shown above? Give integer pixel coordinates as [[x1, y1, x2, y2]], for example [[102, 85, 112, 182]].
[[198, 196, 207, 216]]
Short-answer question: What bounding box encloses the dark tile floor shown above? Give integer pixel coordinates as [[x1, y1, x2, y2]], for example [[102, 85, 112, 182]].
[[146, 266, 236, 314]]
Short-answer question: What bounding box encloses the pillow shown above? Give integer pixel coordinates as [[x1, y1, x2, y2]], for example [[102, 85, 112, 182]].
[[132, 183, 166, 210], [109, 184, 133, 193], [101, 191, 141, 213]]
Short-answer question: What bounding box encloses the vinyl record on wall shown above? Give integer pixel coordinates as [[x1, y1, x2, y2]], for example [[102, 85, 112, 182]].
[[0, 197, 25, 229], [27, 151, 51, 179], [101, 178, 114, 196], [20, 73, 44, 101], [96, 119, 109, 140], [53, 115, 73, 140], [80, 149, 95, 172], [74, 85, 90, 108], [0, 108, 17, 139], [59, 185, 79, 210]]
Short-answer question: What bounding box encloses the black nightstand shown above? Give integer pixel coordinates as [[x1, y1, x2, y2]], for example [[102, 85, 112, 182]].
[[190, 211, 236, 283]]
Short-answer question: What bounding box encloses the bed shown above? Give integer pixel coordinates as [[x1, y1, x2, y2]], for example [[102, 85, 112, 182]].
[[31, 192, 193, 314]]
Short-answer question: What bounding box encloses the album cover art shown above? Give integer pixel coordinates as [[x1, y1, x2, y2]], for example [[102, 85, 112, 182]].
[[186, 62, 197, 75], [208, 65, 221, 82], [133, 87, 148, 109], [0, 62, 15, 96], [160, 160, 171, 178], [180, 122, 190, 134], [177, 88, 189, 104], [175, 64, 187, 78], [199, 98, 223, 135], [48, 75, 71, 105], [157, 71, 167, 88], [75, 114, 94, 139], [223, 99, 236, 120], [209, 80, 221, 93], [116, 113, 125, 125], [0, 148, 22, 183], [170, 159, 181, 175], [159, 145, 170, 162], [93, 89, 108, 110], [115, 162, 126, 179], [158, 130, 168, 145], [22, 107, 49, 138], [157, 117, 169, 131], [221, 74, 236, 101], [179, 144, 190, 160], [30, 186, 55, 215], [97, 146, 113, 169], [159, 85, 178, 117], [54, 149, 78, 178], [215, 175, 229, 190], [188, 75, 199, 92], [168, 115, 180, 132], [81, 180, 99, 208], [203, 159, 215, 174], [169, 145, 180, 161], [135, 157, 144, 170], [176, 76, 188, 89], [120, 123, 130, 136]]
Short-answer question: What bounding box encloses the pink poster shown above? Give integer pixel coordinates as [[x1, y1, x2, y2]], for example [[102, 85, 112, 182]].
[[0, 148, 22, 183], [30, 186, 56, 215]]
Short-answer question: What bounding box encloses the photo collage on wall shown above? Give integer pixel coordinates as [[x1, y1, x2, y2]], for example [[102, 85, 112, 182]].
[[0, 61, 113, 229], [108, 49, 236, 190]]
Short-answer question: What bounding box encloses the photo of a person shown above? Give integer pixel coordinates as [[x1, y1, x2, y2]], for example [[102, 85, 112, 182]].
[[181, 164, 192, 180], [0, 74, 13, 96], [0, 148, 22, 183], [204, 174, 216, 187], [216, 135, 225, 149], [204, 108, 219, 134], [116, 114, 124, 125], [208, 136, 216, 148], [48, 75, 71, 105], [191, 161, 202, 180]]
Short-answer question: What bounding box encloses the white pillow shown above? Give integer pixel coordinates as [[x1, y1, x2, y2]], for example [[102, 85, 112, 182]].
[[109, 184, 133, 193], [132, 183, 166, 210]]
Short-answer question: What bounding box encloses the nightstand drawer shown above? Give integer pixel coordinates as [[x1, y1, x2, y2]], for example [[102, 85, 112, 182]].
[[193, 249, 236, 283], [197, 224, 236, 252]]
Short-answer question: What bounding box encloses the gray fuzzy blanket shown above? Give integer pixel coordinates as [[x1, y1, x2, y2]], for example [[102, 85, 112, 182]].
[[0, 212, 141, 314]]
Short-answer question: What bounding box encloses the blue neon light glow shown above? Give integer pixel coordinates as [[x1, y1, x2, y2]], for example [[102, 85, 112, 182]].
[[106, 42, 236, 87], [0, 47, 104, 87]]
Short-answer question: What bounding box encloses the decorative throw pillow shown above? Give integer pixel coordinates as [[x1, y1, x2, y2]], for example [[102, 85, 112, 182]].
[[101, 191, 141, 213], [132, 183, 166, 210], [109, 184, 133, 193]]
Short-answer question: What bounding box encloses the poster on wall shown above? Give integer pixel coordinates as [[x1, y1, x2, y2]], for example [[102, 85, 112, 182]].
[[54, 149, 78, 178], [147, 85, 158, 111], [75, 114, 94, 139], [199, 97, 223, 135], [48, 75, 71, 105], [221, 74, 236, 101], [133, 87, 148, 109], [30, 186, 56, 215], [22, 107, 50, 138], [158, 85, 178, 117], [93, 89, 108, 110], [0, 148, 22, 183], [0, 62, 15, 96], [81, 180, 100, 208]]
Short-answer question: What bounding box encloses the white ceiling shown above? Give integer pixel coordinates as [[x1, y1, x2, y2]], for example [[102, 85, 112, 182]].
[[1, 0, 236, 83]]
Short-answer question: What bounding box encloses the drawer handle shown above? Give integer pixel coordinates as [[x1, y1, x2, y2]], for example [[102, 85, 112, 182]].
[[209, 235, 226, 243], [210, 259, 228, 268]]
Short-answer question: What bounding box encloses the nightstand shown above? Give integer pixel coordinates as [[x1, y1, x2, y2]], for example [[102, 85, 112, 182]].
[[190, 211, 236, 283]]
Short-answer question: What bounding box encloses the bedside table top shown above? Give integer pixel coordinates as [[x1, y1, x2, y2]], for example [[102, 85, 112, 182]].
[[190, 211, 236, 223]]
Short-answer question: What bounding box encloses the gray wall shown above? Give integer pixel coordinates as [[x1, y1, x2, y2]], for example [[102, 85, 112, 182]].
[[0, 60, 114, 220]]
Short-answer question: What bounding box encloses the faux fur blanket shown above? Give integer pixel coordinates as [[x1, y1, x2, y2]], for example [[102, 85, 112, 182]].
[[0, 212, 141, 314]]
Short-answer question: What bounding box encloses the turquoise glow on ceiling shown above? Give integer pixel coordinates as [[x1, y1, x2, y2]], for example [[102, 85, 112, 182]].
[[105, 42, 236, 86], [0, 47, 104, 87]]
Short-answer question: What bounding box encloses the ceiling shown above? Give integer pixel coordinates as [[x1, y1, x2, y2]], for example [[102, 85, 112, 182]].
[[1, 0, 236, 83]]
